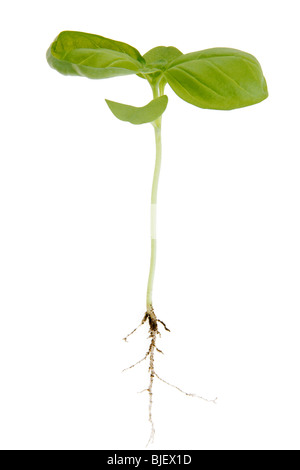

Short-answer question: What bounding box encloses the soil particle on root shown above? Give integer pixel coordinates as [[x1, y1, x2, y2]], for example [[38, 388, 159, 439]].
[[123, 307, 170, 443], [123, 307, 216, 445]]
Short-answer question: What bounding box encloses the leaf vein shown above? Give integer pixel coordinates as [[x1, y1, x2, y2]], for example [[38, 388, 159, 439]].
[[166, 73, 198, 102], [105, 58, 134, 68], [76, 52, 99, 65], [175, 66, 224, 98], [203, 60, 253, 96]]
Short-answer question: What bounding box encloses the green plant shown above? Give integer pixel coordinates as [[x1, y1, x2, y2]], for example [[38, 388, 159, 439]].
[[46, 31, 268, 442]]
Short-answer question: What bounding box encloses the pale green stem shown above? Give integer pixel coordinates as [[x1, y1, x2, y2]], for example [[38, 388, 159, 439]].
[[146, 81, 164, 312]]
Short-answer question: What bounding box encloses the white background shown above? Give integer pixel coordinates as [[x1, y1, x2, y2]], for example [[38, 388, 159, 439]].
[[0, 0, 299, 450]]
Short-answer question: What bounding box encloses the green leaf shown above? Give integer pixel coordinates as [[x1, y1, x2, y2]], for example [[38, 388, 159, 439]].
[[164, 48, 268, 110], [46, 31, 147, 79], [105, 95, 168, 124], [143, 46, 183, 71], [137, 46, 183, 81]]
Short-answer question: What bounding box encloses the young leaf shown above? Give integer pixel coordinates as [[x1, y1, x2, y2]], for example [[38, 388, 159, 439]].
[[105, 95, 168, 125], [164, 48, 268, 110], [144, 46, 183, 69], [137, 46, 183, 82], [46, 31, 148, 79]]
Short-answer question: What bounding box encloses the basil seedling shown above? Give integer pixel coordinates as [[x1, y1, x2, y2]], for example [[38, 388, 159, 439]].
[[46, 31, 268, 442]]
